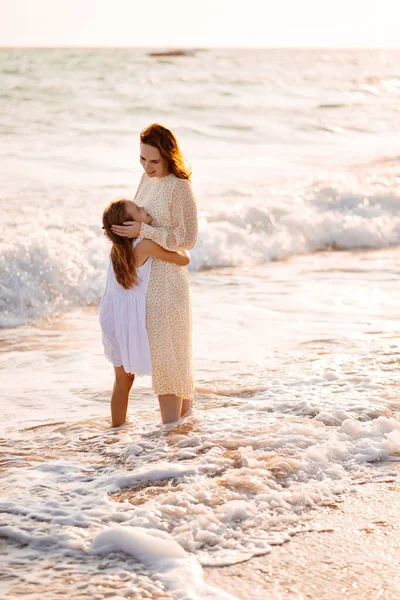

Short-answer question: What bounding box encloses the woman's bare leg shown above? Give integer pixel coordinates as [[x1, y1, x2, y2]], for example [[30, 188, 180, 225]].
[[111, 366, 135, 427], [181, 398, 192, 417], [158, 394, 183, 424]]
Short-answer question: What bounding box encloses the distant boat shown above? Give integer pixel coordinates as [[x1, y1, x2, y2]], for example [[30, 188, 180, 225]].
[[147, 49, 197, 58]]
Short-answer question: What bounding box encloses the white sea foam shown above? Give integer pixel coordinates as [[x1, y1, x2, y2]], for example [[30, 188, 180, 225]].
[[1, 177, 400, 327], [92, 526, 239, 599], [1, 377, 399, 564]]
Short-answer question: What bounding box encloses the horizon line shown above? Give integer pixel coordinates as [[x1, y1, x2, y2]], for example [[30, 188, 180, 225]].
[[1, 45, 399, 50]]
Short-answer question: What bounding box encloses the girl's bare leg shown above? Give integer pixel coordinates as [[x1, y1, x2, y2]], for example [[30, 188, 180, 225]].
[[111, 366, 135, 427], [181, 398, 192, 417], [158, 394, 183, 424]]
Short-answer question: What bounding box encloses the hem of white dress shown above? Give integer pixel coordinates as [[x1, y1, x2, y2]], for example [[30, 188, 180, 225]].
[[104, 356, 151, 378]]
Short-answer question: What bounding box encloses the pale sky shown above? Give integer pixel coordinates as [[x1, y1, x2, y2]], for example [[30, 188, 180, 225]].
[[0, 0, 399, 48]]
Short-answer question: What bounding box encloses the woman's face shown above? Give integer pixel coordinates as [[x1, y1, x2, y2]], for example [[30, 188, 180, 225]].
[[127, 201, 152, 224], [140, 143, 169, 178]]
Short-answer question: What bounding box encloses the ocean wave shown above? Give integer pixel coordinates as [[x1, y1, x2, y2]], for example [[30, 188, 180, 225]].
[[1, 182, 400, 328], [0, 229, 105, 328]]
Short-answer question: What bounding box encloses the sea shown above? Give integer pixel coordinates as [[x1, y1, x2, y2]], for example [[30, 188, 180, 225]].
[[1, 47, 400, 599]]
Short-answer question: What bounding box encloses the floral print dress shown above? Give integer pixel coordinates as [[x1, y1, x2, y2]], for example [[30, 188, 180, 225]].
[[135, 172, 198, 398]]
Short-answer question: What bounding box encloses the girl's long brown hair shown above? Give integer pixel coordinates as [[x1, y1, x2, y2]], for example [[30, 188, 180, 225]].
[[140, 123, 191, 180], [102, 200, 138, 290]]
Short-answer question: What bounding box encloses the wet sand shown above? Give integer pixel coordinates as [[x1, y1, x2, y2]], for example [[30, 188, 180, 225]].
[[205, 466, 400, 600]]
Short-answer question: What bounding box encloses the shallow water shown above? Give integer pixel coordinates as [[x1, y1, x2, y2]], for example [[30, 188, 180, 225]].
[[2, 249, 400, 599]]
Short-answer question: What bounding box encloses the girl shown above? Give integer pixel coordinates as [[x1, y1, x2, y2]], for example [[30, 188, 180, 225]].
[[100, 198, 190, 427]]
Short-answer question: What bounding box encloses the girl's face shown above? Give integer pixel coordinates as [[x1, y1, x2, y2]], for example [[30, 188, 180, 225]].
[[127, 201, 152, 224], [140, 143, 170, 178]]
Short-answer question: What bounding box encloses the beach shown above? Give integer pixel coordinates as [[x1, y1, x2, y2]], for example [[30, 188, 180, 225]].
[[205, 469, 400, 600], [1, 48, 400, 599]]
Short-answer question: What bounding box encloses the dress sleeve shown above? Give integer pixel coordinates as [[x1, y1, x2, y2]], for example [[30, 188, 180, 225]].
[[138, 178, 198, 251]]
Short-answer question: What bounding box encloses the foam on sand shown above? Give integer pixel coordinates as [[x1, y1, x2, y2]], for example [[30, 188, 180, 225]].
[[92, 526, 239, 600]]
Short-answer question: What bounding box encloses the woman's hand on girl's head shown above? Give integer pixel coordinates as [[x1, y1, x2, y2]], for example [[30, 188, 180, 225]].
[[111, 221, 141, 239]]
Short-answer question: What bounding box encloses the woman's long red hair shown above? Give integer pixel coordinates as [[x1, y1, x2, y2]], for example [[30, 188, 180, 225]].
[[102, 200, 138, 290], [140, 123, 191, 180]]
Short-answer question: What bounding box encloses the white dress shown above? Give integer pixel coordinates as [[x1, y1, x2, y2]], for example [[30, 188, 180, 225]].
[[99, 240, 152, 376]]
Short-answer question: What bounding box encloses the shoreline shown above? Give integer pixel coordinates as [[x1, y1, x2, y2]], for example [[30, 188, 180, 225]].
[[204, 465, 400, 600]]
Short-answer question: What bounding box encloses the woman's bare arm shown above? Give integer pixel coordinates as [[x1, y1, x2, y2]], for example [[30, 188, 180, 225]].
[[135, 239, 190, 266]]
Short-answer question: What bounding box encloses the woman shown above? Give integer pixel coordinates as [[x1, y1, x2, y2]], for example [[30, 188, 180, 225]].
[[111, 124, 198, 423]]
